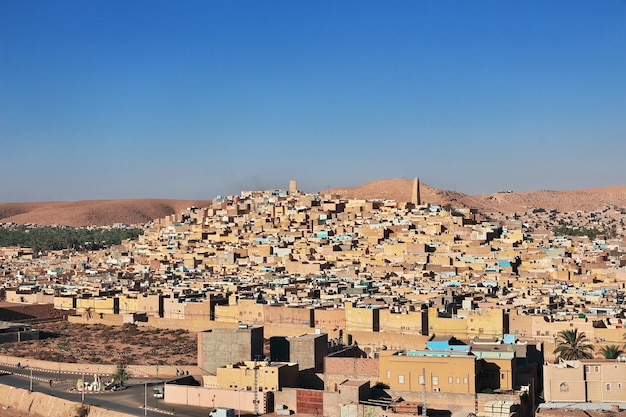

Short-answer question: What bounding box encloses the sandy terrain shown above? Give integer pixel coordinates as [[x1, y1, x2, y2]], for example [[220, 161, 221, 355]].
[[329, 179, 626, 213], [466, 185, 626, 212], [0, 321, 197, 366], [0, 408, 45, 417], [0, 199, 213, 227]]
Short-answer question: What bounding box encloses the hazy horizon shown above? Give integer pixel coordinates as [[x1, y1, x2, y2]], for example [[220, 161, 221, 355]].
[[2, 1, 625, 202]]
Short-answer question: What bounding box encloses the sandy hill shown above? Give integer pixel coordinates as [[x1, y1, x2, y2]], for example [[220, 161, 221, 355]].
[[0, 199, 213, 227], [327, 178, 467, 207], [328, 179, 626, 213], [463, 185, 626, 213]]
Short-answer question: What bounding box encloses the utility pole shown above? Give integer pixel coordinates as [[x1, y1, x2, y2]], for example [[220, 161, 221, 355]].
[[253, 358, 259, 415], [58, 345, 61, 382], [155, 362, 160, 410], [421, 368, 427, 417]]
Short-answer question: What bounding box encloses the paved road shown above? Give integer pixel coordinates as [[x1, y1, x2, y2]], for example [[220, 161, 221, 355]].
[[0, 364, 211, 417]]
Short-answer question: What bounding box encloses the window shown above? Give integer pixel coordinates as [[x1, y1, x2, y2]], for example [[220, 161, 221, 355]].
[[501, 374, 505, 380], [606, 383, 611, 391], [448, 377, 453, 384], [456, 377, 461, 384], [595, 365, 601, 373], [584, 365, 591, 373], [398, 375, 405, 384], [618, 383, 623, 389], [432, 376, 439, 385], [560, 383, 569, 392], [463, 377, 468, 384], [418, 375, 425, 385], [386, 370, 391, 379]]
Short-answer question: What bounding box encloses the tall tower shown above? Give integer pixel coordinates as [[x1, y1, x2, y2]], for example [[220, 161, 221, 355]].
[[289, 179, 297, 194], [411, 177, 421, 206]]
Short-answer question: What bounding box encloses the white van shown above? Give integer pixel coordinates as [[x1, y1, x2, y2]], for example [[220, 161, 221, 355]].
[[209, 407, 236, 417]]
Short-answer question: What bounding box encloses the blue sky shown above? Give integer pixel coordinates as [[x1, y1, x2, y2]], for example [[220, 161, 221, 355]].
[[1, 1, 625, 202]]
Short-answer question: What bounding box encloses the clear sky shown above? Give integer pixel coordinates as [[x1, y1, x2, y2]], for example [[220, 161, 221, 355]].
[[1, 1, 625, 202]]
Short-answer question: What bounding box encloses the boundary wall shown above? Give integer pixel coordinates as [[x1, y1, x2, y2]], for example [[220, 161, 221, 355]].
[[0, 356, 200, 378], [0, 383, 134, 417]]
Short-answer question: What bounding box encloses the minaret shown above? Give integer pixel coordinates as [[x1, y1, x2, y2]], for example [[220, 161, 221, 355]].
[[289, 180, 297, 194], [412, 177, 421, 206]]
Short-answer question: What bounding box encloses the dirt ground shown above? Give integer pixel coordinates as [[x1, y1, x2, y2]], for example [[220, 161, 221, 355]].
[[0, 407, 45, 417], [0, 321, 198, 366]]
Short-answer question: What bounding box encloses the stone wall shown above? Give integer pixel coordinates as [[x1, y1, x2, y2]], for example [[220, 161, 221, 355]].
[[0, 330, 42, 344], [0, 355, 200, 378], [378, 390, 521, 414], [0, 383, 134, 417], [68, 314, 124, 326]]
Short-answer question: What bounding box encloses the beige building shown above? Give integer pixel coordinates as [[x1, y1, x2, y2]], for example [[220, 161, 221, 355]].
[[544, 359, 626, 402], [215, 361, 298, 392], [378, 350, 478, 394]]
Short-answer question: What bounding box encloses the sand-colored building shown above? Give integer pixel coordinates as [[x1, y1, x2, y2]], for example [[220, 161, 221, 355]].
[[544, 359, 626, 403], [215, 360, 298, 392], [378, 350, 478, 394]]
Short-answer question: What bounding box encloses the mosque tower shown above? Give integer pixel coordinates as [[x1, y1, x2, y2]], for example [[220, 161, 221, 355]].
[[411, 177, 421, 206]]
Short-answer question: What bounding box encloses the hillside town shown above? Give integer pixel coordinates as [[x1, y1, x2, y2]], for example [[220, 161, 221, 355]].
[[1, 179, 626, 417]]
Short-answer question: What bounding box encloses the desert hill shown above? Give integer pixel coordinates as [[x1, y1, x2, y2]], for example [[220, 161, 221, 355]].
[[0, 199, 213, 227], [327, 178, 467, 207], [328, 179, 626, 213], [464, 185, 626, 213]]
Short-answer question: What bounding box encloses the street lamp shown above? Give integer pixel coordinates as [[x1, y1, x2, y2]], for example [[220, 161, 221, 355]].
[[155, 362, 159, 409], [144, 380, 148, 416], [81, 370, 85, 405]]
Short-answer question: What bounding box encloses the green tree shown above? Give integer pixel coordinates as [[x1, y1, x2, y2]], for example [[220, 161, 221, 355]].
[[597, 345, 624, 359], [553, 329, 594, 361], [111, 364, 132, 387]]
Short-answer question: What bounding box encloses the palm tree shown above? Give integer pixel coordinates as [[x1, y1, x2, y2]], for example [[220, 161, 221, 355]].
[[111, 364, 132, 387], [597, 345, 624, 359], [553, 329, 594, 361], [84, 307, 93, 320]]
